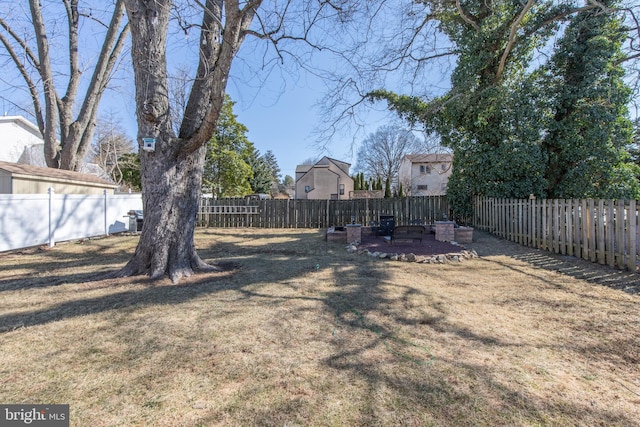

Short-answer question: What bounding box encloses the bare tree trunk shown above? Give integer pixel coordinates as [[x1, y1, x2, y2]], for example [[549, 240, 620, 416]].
[[119, 0, 258, 281], [118, 146, 213, 281]]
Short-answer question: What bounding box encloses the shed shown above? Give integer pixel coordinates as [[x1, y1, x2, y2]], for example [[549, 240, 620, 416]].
[[0, 161, 117, 194]]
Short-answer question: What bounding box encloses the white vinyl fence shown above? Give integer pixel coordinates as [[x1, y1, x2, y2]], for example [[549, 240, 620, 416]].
[[0, 190, 142, 252]]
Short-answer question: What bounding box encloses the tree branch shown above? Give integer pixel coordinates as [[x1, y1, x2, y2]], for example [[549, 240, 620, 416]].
[[29, 0, 62, 168], [0, 31, 44, 131], [61, 0, 130, 170], [58, 0, 81, 149], [456, 0, 479, 30], [496, 0, 534, 80], [186, 0, 261, 153], [0, 17, 40, 68]]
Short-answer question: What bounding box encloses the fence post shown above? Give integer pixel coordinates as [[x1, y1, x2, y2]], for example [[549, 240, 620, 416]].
[[326, 199, 330, 228], [104, 190, 109, 236], [48, 187, 55, 248], [626, 200, 637, 272]]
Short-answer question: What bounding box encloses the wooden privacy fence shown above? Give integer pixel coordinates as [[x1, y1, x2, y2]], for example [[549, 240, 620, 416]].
[[198, 196, 450, 229], [474, 197, 639, 272]]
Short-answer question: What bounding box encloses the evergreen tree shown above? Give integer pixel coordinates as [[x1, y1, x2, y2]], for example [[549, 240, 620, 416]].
[[118, 153, 142, 192], [384, 177, 392, 198], [203, 95, 253, 198], [246, 149, 281, 195]]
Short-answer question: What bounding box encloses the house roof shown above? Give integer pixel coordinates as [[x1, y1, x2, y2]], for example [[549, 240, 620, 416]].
[[295, 164, 314, 174], [322, 156, 351, 166], [295, 156, 353, 182], [403, 153, 453, 163], [0, 160, 116, 188]]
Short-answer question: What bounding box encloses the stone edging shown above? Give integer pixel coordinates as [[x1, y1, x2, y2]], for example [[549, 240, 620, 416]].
[[345, 241, 479, 264]]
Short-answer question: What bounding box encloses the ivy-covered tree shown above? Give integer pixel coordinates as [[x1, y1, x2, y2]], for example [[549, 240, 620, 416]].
[[540, 0, 640, 199], [203, 95, 253, 198], [370, 1, 571, 214], [369, 1, 639, 215]]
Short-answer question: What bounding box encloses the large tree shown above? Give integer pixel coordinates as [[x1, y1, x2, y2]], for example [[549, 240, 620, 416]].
[[366, 1, 640, 215], [0, 0, 130, 171], [119, 0, 343, 281], [117, 0, 256, 280], [540, 0, 640, 199]]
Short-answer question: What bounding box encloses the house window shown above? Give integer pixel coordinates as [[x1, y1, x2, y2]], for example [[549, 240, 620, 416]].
[[339, 184, 345, 195], [305, 185, 310, 193], [419, 165, 431, 174], [417, 184, 428, 190]]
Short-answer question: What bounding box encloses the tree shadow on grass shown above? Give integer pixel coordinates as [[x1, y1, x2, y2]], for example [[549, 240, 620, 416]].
[[0, 263, 236, 333], [310, 256, 638, 426], [467, 231, 640, 295], [0, 229, 329, 332], [1, 229, 637, 425], [0, 237, 137, 292], [0, 228, 339, 332]]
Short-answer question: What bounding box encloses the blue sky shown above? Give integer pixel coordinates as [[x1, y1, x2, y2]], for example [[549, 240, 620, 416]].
[[98, 73, 370, 181], [97, 39, 395, 183], [225, 74, 393, 180], [225, 76, 359, 180], [0, 0, 423, 181], [100, 67, 390, 181]]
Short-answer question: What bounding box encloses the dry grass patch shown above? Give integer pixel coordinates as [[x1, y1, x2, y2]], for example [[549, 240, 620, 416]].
[[0, 228, 638, 426]]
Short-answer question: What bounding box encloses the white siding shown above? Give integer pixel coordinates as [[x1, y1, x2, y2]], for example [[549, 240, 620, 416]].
[[0, 116, 44, 164]]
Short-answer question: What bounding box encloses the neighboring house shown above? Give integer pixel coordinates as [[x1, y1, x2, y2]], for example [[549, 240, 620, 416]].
[[0, 161, 117, 194], [0, 115, 113, 183], [397, 153, 453, 196], [0, 115, 46, 166], [295, 157, 354, 200]]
